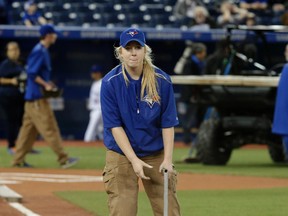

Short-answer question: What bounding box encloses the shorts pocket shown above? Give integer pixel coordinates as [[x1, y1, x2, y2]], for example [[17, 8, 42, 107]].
[[102, 166, 117, 195]]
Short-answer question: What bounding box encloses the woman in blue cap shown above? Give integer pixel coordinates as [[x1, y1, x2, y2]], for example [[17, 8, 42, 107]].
[[101, 27, 181, 215]]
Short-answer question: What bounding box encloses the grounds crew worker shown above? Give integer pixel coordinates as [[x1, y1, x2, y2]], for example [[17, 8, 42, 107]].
[[101, 27, 181, 216], [12, 24, 78, 168]]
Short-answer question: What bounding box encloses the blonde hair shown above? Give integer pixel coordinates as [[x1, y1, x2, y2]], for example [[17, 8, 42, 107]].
[[114, 45, 160, 103]]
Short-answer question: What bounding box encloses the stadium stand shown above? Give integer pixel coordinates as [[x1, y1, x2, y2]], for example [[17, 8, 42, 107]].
[[5, 0, 190, 28], [5, 0, 286, 28]]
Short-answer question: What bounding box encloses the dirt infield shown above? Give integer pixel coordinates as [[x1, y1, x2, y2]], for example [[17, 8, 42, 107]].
[[0, 141, 287, 215], [1, 167, 288, 216]]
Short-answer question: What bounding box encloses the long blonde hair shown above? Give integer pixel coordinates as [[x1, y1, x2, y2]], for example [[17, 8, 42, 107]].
[[114, 45, 160, 103]]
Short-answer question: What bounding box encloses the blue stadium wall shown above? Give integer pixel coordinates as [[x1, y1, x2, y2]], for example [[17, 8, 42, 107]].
[[0, 26, 287, 140]]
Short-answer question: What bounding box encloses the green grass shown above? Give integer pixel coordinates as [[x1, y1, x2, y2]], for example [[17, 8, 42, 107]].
[[0, 145, 106, 169], [57, 188, 288, 216], [174, 148, 288, 178], [2, 144, 288, 215], [1, 145, 288, 178]]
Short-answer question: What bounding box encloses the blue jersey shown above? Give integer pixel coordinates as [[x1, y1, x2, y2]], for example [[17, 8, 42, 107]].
[[25, 43, 51, 100], [101, 65, 179, 157], [22, 11, 41, 25], [272, 64, 288, 136]]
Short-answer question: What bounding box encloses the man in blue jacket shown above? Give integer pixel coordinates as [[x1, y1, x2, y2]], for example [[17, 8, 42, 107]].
[[12, 24, 78, 168], [272, 44, 288, 162]]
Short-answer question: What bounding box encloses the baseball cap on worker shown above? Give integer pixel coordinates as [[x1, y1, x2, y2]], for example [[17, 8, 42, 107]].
[[120, 27, 146, 47], [39, 24, 58, 37]]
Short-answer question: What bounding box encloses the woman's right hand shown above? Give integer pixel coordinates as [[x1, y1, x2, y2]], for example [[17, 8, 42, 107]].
[[131, 158, 153, 180], [44, 83, 53, 91]]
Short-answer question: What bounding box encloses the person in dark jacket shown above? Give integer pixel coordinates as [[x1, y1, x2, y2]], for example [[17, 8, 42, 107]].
[[0, 41, 25, 154], [178, 42, 207, 145]]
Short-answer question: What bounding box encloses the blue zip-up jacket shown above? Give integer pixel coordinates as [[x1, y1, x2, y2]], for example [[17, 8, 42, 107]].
[[101, 64, 179, 157], [272, 64, 288, 136], [25, 43, 51, 100]]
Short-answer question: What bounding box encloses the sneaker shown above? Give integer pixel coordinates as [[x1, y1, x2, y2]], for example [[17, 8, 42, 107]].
[[61, 157, 79, 169], [13, 161, 33, 168], [29, 149, 41, 154]]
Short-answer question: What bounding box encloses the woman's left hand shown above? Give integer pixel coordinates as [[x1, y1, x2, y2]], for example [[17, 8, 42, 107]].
[[159, 160, 174, 173]]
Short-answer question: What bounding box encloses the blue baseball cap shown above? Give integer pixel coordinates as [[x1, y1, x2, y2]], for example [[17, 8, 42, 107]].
[[24, 0, 36, 10], [39, 24, 58, 37], [120, 28, 146, 47]]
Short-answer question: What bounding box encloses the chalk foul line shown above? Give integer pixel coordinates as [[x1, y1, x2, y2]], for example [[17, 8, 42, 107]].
[[0, 172, 103, 183], [9, 202, 41, 216]]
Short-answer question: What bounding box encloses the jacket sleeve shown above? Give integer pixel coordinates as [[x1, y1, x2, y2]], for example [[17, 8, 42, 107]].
[[100, 79, 122, 129], [160, 75, 179, 128], [27, 50, 44, 79]]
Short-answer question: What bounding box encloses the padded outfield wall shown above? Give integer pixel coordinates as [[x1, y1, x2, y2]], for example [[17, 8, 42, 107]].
[[0, 26, 287, 139]]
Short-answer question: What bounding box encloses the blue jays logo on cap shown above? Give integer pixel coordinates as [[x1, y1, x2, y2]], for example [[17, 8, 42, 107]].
[[127, 30, 138, 37], [120, 27, 146, 47]]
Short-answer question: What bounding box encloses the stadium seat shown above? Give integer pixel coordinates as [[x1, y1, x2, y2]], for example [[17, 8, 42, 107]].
[[7, 10, 23, 25], [43, 2, 65, 13], [72, 4, 91, 13], [113, 0, 137, 4], [101, 13, 125, 27], [141, 0, 162, 4], [145, 6, 166, 15], [86, 0, 110, 3], [125, 13, 148, 27], [58, 0, 83, 3], [94, 3, 114, 13], [10, 1, 23, 13], [152, 13, 176, 28], [77, 12, 103, 27], [52, 12, 78, 26], [161, 0, 177, 6], [115, 3, 141, 14]]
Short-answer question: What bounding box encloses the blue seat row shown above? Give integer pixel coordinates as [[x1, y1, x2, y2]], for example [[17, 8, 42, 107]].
[[8, 0, 178, 28]]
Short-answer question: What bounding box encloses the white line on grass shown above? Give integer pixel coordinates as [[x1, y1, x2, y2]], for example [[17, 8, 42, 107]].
[[0, 172, 103, 183], [9, 202, 40, 216]]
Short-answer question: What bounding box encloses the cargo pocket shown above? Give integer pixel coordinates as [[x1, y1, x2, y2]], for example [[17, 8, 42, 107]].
[[102, 166, 117, 195], [168, 170, 178, 193]]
